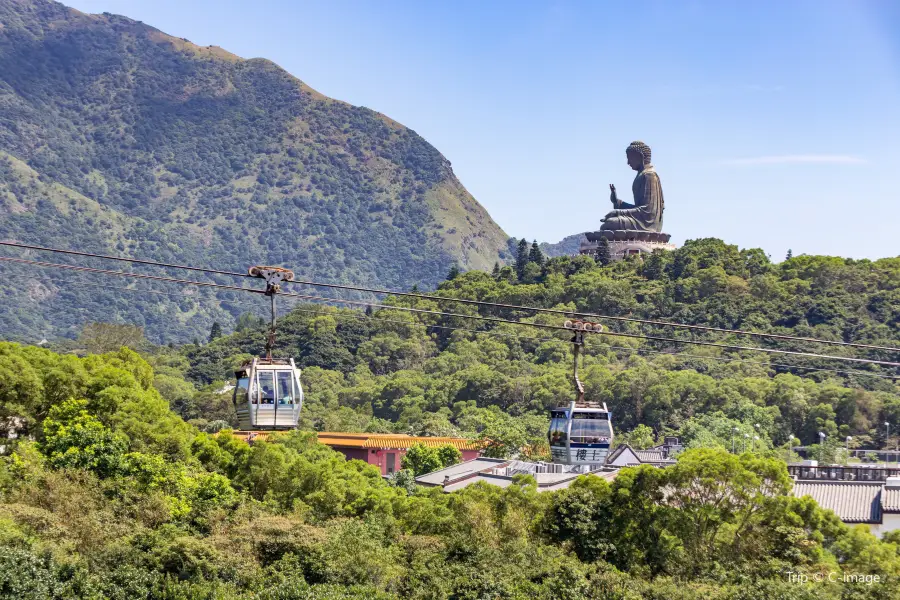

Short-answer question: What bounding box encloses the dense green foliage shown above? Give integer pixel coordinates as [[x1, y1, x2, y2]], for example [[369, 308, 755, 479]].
[[0, 0, 509, 343], [400, 443, 462, 477], [0, 342, 898, 598], [180, 239, 899, 454]]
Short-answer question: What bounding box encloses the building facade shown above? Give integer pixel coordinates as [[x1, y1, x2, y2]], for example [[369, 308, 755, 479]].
[[316, 432, 482, 476], [789, 465, 900, 538]]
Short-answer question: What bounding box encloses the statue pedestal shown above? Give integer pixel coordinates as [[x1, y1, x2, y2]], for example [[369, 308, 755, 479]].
[[579, 230, 676, 261]]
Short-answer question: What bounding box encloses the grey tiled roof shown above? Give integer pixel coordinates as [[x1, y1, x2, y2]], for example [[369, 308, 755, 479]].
[[792, 481, 883, 523], [414, 458, 509, 486], [882, 487, 900, 512], [635, 449, 667, 462]]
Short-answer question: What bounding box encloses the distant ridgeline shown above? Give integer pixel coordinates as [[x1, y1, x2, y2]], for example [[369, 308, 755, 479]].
[[540, 234, 585, 258], [0, 0, 509, 343]]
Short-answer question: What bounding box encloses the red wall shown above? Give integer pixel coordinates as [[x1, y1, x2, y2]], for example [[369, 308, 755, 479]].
[[329, 446, 481, 476]]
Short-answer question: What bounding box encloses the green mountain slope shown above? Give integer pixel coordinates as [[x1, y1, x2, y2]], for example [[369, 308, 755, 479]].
[[0, 0, 510, 342], [540, 233, 584, 258]]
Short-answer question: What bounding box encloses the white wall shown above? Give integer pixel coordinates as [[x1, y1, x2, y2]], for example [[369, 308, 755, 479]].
[[870, 513, 900, 538]]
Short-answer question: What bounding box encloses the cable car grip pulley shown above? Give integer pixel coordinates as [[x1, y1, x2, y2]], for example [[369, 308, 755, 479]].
[[249, 266, 295, 359]]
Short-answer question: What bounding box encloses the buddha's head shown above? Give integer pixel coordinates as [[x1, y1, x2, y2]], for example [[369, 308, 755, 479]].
[[626, 141, 651, 171]]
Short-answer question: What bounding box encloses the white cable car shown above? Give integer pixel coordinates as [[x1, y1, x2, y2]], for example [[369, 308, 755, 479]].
[[234, 357, 303, 430], [548, 319, 614, 465], [232, 266, 303, 430], [549, 400, 614, 465]]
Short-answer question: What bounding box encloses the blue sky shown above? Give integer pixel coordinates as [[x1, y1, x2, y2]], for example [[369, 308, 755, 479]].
[[66, 0, 900, 260]]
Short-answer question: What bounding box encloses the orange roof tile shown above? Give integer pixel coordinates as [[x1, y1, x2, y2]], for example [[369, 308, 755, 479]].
[[317, 432, 482, 451], [219, 431, 482, 452]]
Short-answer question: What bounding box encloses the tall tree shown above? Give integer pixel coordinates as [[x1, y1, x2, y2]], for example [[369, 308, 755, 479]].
[[595, 238, 612, 266], [491, 262, 501, 278], [528, 240, 544, 267], [785, 249, 793, 260], [78, 322, 146, 354], [515, 238, 530, 280], [446, 264, 461, 280], [235, 313, 265, 333], [208, 322, 223, 343]]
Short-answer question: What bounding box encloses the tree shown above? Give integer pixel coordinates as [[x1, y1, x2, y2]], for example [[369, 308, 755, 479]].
[[388, 468, 417, 494], [436, 444, 462, 467], [515, 238, 529, 280], [664, 448, 794, 575], [400, 443, 461, 476], [235, 313, 265, 333], [621, 424, 655, 449], [208, 322, 223, 343], [78, 323, 146, 354], [521, 261, 542, 284], [446, 264, 461, 281], [491, 262, 500, 278], [528, 240, 544, 267], [40, 399, 127, 477], [594, 238, 612, 266], [786, 249, 793, 260]]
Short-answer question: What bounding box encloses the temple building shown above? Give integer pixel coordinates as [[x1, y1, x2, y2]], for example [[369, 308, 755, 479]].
[[226, 430, 482, 476], [315, 432, 482, 476]]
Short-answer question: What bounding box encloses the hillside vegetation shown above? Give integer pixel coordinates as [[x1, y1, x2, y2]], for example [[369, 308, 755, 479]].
[[0, 0, 509, 343], [175, 238, 900, 459], [1, 341, 899, 599]]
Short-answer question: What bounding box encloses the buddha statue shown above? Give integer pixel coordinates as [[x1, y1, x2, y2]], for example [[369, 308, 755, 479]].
[[600, 141, 664, 232]]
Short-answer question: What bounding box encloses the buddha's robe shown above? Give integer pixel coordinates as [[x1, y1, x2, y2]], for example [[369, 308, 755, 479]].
[[601, 165, 664, 232]]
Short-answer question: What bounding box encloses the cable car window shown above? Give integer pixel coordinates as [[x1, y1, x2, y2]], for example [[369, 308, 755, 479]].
[[276, 371, 294, 405], [258, 371, 275, 405], [570, 413, 611, 444], [549, 411, 568, 445], [236, 376, 250, 405]]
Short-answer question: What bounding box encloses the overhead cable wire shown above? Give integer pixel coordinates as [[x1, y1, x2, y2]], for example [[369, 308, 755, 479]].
[[3, 255, 899, 370], [19, 275, 900, 381], [2, 240, 898, 353]]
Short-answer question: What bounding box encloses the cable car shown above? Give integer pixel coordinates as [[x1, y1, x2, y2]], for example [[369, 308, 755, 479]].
[[232, 266, 304, 430], [548, 319, 614, 465], [549, 400, 614, 465], [234, 357, 303, 430]]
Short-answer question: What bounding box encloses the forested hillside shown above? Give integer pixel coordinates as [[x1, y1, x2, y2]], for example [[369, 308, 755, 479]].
[[0, 0, 510, 343], [1, 342, 899, 598], [175, 239, 900, 458], [540, 232, 584, 258]]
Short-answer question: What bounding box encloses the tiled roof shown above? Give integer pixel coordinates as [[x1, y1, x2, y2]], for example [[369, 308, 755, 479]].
[[607, 444, 640, 465], [415, 458, 510, 486], [316, 432, 482, 451], [608, 444, 676, 467], [882, 487, 900, 512], [417, 458, 621, 493], [222, 431, 482, 451], [635, 449, 667, 462], [792, 481, 883, 523]]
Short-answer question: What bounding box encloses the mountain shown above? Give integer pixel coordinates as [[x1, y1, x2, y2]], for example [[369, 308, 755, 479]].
[[0, 0, 510, 343], [540, 233, 585, 258]]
